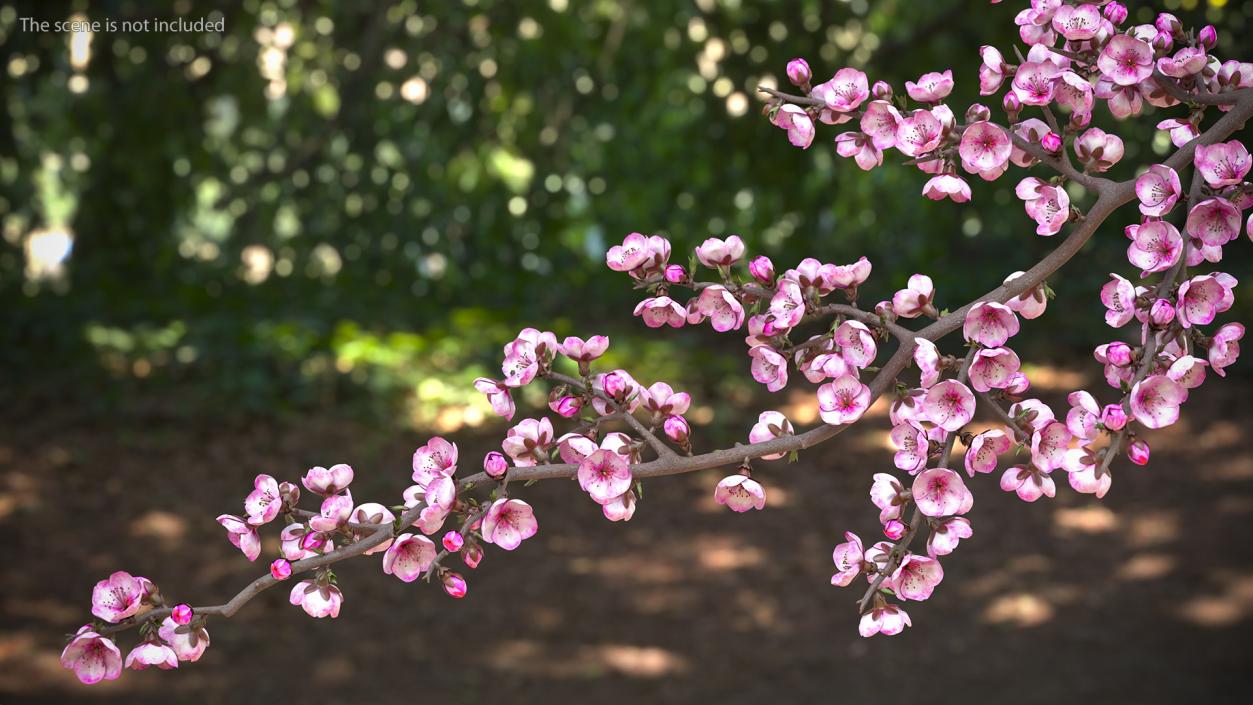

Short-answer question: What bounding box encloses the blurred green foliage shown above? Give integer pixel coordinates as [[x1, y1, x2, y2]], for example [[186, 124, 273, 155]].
[[1, 0, 1250, 424]]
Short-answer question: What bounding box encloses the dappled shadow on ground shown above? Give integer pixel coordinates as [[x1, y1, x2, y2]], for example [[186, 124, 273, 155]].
[[2, 368, 1252, 704]]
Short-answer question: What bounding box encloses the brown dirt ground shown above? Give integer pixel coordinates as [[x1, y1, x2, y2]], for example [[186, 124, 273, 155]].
[[3, 368, 1252, 704]]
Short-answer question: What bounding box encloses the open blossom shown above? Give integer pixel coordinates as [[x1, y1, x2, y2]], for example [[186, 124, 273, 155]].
[[892, 274, 936, 318], [1000, 465, 1056, 502], [158, 616, 210, 662], [125, 641, 178, 671], [1052, 2, 1102, 40], [1158, 45, 1207, 78], [481, 498, 539, 550], [634, 295, 687, 328], [894, 109, 943, 157], [412, 436, 458, 488], [1135, 164, 1181, 217], [923, 173, 971, 203], [814, 67, 869, 112], [818, 375, 871, 425], [61, 626, 123, 684], [1186, 198, 1241, 247], [749, 410, 794, 460], [1012, 61, 1060, 105], [641, 382, 691, 417], [1208, 323, 1244, 376], [749, 345, 789, 392], [870, 472, 908, 524], [606, 232, 669, 275], [928, 517, 973, 558], [965, 428, 1012, 477], [859, 603, 912, 637], [835, 320, 877, 368], [1002, 271, 1047, 320], [1098, 34, 1154, 85], [831, 532, 865, 586], [289, 579, 343, 619], [912, 468, 972, 518], [970, 347, 1021, 393], [860, 100, 901, 149], [1015, 177, 1070, 236], [835, 132, 883, 171], [923, 380, 975, 432], [1030, 420, 1073, 471], [1177, 273, 1236, 328], [891, 424, 927, 474], [714, 473, 766, 512], [1128, 221, 1183, 275], [302, 463, 353, 496], [964, 301, 1019, 347], [1100, 273, 1139, 327], [1157, 117, 1199, 148], [1168, 355, 1208, 392], [979, 45, 1007, 95], [1066, 390, 1102, 439], [243, 473, 283, 526], [771, 103, 815, 149], [502, 417, 554, 466], [1073, 128, 1124, 172], [217, 514, 261, 561], [890, 554, 944, 601], [578, 449, 633, 504], [1194, 141, 1250, 188], [560, 335, 609, 362], [1130, 375, 1185, 429], [473, 377, 515, 421], [91, 571, 147, 623], [687, 285, 745, 332], [696, 235, 746, 268], [1055, 70, 1095, 116], [959, 121, 1012, 177], [905, 69, 953, 102], [767, 278, 806, 331], [601, 490, 638, 522], [1063, 448, 1111, 499]]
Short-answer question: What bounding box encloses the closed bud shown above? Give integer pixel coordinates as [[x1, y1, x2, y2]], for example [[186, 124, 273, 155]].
[[664, 264, 687, 284], [483, 451, 509, 479], [1198, 25, 1217, 51], [1154, 13, 1182, 40], [553, 395, 583, 418], [603, 370, 630, 399], [270, 558, 293, 581], [442, 530, 464, 552], [883, 519, 907, 540], [965, 102, 991, 123], [1041, 131, 1063, 154], [462, 543, 484, 569], [1101, 403, 1128, 431], [171, 604, 194, 626], [1149, 298, 1175, 326], [1068, 110, 1092, 131], [748, 255, 775, 285], [1002, 92, 1021, 121], [442, 571, 468, 599], [872, 80, 893, 100], [1103, 1, 1128, 25], [1106, 341, 1133, 366], [786, 58, 812, 87], [278, 481, 301, 507], [663, 414, 690, 442], [1127, 439, 1150, 465]]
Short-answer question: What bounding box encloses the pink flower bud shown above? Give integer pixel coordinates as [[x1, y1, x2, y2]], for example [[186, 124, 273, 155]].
[[278, 481, 300, 506], [1155, 13, 1182, 39], [442, 531, 464, 552], [1069, 111, 1091, 131], [1149, 298, 1175, 326], [553, 395, 582, 418], [1006, 371, 1031, 394], [872, 80, 893, 101], [1127, 439, 1150, 465], [171, 604, 194, 626], [1151, 30, 1173, 53], [1101, 403, 1128, 431], [483, 451, 509, 479], [270, 559, 292, 581], [1041, 131, 1063, 154], [1103, 1, 1127, 25], [462, 543, 484, 569], [883, 519, 907, 540], [442, 572, 468, 599], [1002, 92, 1021, 120], [964, 103, 991, 123], [786, 58, 811, 87], [663, 414, 690, 442], [664, 264, 687, 284], [1106, 342, 1133, 367], [748, 255, 775, 285], [603, 370, 629, 399], [1198, 25, 1217, 51]]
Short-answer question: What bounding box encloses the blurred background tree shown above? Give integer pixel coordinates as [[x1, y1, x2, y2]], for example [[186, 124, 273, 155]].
[[2, 0, 1250, 429]]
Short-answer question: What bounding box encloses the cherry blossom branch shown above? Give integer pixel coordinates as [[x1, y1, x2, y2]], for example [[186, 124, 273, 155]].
[[976, 391, 1029, 442], [545, 370, 678, 459]]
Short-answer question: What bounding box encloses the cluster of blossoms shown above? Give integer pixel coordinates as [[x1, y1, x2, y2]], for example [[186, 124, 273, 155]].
[[63, 0, 1252, 683]]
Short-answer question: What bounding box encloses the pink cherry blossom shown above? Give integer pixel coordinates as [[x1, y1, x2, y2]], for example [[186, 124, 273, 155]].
[[1073, 128, 1124, 173], [481, 498, 539, 550], [959, 121, 1012, 176], [1001, 271, 1048, 320], [1168, 355, 1208, 391], [859, 603, 912, 637], [1012, 61, 1061, 105], [818, 375, 872, 425], [965, 429, 1012, 477], [1157, 118, 1199, 148], [289, 579, 343, 618], [441, 572, 468, 599], [1101, 403, 1129, 430], [1052, 2, 1102, 40], [767, 278, 806, 330], [125, 641, 178, 671], [891, 423, 928, 474], [687, 285, 745, 332], [1055, 70, 1096, 116], [860, 100, 901, 149], [270, 558, 292, 580], [634, 295, 687, 328], [912, 468, 971, 518], [890, 554, 944, 601], [906, 69, 953, 103], [606, 232, 652, 273], [601, 490, 638, 522], [578, 449, 633, 505], [1098, 34, 1154, 85], [894, 109, 943, 157], [786, 58, 811, 87], [302, 463, 353, 497], [217, 514, 260, 561], [473, 377, 516, 420], [964, 301, 1020, 347], [1015, 177, 1070, 236], [157, 616, 209, 662], [1096, 77, 1143, 119], [90, 571, 147, 623], [913, 338, 942, 388], [892, 274, 936, 318], [1128, 221, 1183, 275], [1000, 465, 1056, 502], [560, 335, 609, 362], [1100, 273, 1139, 327], [814, 67, 869, 112], [772, 104, 815, 149], [501, 339, 540, 387], [242, 474, 282, 526], [870, 472, 908, 524], [1130, 374, 1185, 429], [696, 235, 746, 268], [749, 410, 794, 460], [928, 517, 973, 558], [1177, 273, 1236, 328], [979, 45, 1007, 95], [714, 474, 766, 512], [412, 436, 458, 488], [835, 320, 877, 369], [1128, 439, 1151, 465], [170, 603, 193, 626], [923, 174, 972, 203], [1186, 198, 1241, 247], [1066, 390, 1102, 439], [749, 345, 789, 392], [923, 379, 975, 432], [748, 255, 775, 284], [1208, 323, 1244, 376], [1063, 448, 1111, 499], [350, 503, 397, 555], [970, 347, 1022, 393], [835, 132, 884, 171], [502, 417, 554, 466], [641, 382, 691, 417], [1030, 420, 1073, 471], [831, 532, 865, 586], [61, 626, 123, 684], [1194, 140, 1251, 188], [1135, 164, 1181, 217]]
